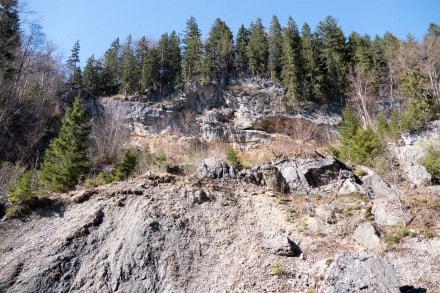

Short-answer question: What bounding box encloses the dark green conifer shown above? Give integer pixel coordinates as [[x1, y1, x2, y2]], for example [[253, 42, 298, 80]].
[[247, 18, 268, 76], [234, 25, 250, 74], [268, 15, 283, 81], [182, 16, 203, 83], [39, 96, 90, 192]]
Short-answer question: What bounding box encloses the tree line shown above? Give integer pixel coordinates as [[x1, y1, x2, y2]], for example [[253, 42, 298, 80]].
[[71, 16, 439, 117]]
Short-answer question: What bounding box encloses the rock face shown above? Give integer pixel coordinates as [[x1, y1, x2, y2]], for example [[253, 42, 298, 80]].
[[392, 121, 440, 187], [314, 252, 400, 293], [97, 79, 339, 144]]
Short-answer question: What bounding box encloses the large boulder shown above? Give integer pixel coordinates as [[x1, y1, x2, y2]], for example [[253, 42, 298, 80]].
[[352, 222, 385, 252], [199, 158, 236, 179], [277, 156, 352, 192], [262, 236, 302, 257], [313, 252, 400, 292]]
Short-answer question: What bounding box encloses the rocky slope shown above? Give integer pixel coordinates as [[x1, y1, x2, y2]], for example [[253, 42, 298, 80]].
[[97, 78, 340, 145], [1, 157, 438, 292]]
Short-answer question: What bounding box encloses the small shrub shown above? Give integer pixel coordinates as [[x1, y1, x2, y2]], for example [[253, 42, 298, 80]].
[[385, 224, 414, 247], [271, 261, 283, 275], [6, 170, 38, 219], [286, 207, 295, 214], [7, 170, 34, 205], [422, 145, 440, 177], [325, 258, 334, 266], [354, 168, 367, 177], [226, 148, 243, 171], [5, 205, 17, 218], [155, 153, 167, 166], [111, 149, 139, 181], [95, 172, 110, 185], [364, 205, 373, 219], [337, 107, 383, 166]]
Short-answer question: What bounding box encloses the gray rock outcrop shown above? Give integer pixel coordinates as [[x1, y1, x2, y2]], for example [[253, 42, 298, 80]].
[[199, 158, 237, 179], [392, 120, 440, 187], [372, 197, 403, 226], [314, 252, 400, 292]]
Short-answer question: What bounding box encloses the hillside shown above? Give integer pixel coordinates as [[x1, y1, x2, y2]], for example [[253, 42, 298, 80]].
[[1, 156, 439, 292], [1, 2, 440, 292]]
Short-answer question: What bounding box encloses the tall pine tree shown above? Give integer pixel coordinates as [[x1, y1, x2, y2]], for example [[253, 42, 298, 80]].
[[300, 23, 322, 102], [204, 18, 234, 84], [281, 17, 301, 108], [315, 16, 348, 102], [182, 16, 203, 84], [120, 35, 137, 95], [66, 40, 81, 88], [0, 0, 20, 81], [102, 38, 121, 95], [247, 18, 269, 76], [234, 25, 250, 74], [268, 15, 283, 81], [39, 96, 90, 192]]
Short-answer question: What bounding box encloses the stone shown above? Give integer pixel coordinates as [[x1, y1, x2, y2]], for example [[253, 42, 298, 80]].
[[262, 236, 301, 257], [313, 252, 400, 293], [362, 174, 396, 198], [198, 158, 236, 179], [315, 205, 337, 224], [372, 198, 402, 226], [405, 165, 432, 187], [353, 222, 385, 252], [337, 179, 367, 196]]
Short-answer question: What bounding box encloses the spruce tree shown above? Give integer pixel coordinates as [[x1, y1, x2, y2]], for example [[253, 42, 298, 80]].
[[141, 47, 160, 91], [67, 40, 81, 87], [134, 36, 150, 92], [168, 31, 182, 87], [204, 18, 234, 84], [315, 16, 348, 101], [268, 15, 283, 81], [281, 17, 301, 108], [120, 35, 137, 95], [234, 25, 250, 74], [102, 38, 121, 95], [182, 16, 203, 83], [300, 23, 321, 101], [247, 18, 269, 76], [0, 0, 20, 81], [83, 54, 102, 95], [39, 96, 90, 192]]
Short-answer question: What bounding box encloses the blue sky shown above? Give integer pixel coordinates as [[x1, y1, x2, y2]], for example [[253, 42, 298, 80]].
[[23, 0, 440, 66]]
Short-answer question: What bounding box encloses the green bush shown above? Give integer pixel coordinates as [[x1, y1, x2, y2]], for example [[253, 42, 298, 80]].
[[400, 98, 436, 132], [8, 170, 34, 205], [422, 145, 440, 177], [6, 170, 38, 218], [226, 148, 243, 171], [337, 107, 383, 165], [111, 149, 139, 181], [155, 153, 167, 166]]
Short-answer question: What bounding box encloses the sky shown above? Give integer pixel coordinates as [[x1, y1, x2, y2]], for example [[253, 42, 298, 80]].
[[22, 0, 440, 67]]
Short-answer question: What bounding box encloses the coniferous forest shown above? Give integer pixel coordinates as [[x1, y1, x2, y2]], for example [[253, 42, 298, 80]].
[[1, 0, 440, 189]]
